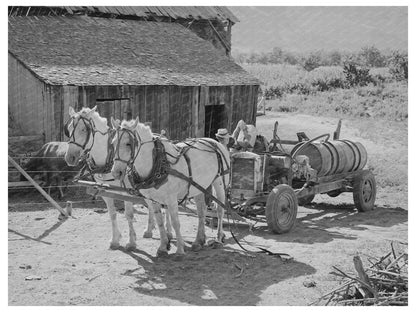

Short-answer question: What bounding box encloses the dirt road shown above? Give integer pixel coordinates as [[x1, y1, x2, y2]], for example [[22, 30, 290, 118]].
[[8, 113, 408, 305]]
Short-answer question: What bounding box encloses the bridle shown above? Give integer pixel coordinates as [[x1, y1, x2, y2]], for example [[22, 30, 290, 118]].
[[113, 126, 154, 168], [64, 115, 110, 155]]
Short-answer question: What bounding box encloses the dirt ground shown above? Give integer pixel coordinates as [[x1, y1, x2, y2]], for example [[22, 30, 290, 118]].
[[8, 113, 408, 306]]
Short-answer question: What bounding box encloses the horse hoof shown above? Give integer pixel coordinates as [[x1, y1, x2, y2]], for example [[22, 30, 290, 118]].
[[156, 249, 169, 258], [109, 242, 120, 250], [219, 233, 226, 243], [125, 243, 137, 251], [191, 243, 203, 252], [172, 254, 185, 261], [143, 231, 153, 239], [167, 232, 173, 241], [207, 240, 223, 249]]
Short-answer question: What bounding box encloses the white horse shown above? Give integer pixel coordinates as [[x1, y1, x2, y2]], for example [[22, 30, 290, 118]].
[[110, 117, 230, 256], [64, 106, 172, 251]]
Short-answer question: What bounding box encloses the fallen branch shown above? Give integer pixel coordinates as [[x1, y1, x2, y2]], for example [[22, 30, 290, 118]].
[[310, 246, 408, 306]]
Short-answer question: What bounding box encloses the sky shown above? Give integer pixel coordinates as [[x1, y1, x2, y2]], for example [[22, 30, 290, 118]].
[[230, 6, 408, 53]]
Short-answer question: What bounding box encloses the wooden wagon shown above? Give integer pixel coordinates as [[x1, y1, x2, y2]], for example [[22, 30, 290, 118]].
[[213, 120, 377, 233]]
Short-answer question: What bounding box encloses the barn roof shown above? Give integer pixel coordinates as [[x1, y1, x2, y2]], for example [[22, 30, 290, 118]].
[[63, 6, 240, 23], [8, 16, 258, 86]]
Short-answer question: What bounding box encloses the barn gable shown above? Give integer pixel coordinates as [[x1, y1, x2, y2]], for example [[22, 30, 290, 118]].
[[8, 16, 259, 87]]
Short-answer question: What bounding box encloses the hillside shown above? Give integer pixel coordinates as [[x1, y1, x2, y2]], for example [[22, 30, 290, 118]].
[[230, 6, 408, 53]]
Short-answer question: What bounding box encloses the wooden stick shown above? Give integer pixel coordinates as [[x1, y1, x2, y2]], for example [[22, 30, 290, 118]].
[[385, 253, 407, 270], [367, 268, 406, 278], [8, 155, 67, 217], [308, 280, 354, 305], [353, 255, 371, 285], [332, 266, 378, 299]]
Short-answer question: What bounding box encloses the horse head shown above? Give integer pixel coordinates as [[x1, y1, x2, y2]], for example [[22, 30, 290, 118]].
[[111, 116, 154, 181], [64, 106, 108, 166]]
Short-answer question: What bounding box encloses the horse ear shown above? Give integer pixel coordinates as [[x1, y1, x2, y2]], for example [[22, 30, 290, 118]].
[[111, 116, 120, 129], [91, 106, 97, 112], [132, 116, 140, 129], [69, 106, 76, 117]]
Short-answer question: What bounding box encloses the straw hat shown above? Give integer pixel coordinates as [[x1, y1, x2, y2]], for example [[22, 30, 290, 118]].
[[215, 128, 230, 139]]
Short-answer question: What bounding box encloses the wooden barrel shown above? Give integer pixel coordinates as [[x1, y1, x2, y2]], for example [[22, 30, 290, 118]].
[[295, 139, 367, 176], [331, 140, 355, 172], [322, 141, 340, 175], [350, 141, 367, 171], [295, 142, 332, 176]]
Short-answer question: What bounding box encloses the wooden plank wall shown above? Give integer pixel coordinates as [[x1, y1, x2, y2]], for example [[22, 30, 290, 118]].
[[75, 85, 198, 140], [8, 55, 46, 140], [70, 84, 259, 141], [9, 53, 259, 143]]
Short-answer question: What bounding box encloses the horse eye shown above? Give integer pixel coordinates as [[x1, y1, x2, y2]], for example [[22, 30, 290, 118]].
[[126, 143, 131, 147]]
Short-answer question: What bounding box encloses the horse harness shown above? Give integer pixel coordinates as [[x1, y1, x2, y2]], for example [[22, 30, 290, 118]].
[[64, 115, 116, 181], [114, 127, 230, 205]]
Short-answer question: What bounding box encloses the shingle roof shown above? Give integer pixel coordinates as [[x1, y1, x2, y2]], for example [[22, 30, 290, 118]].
[[8, 16, 259, 86], [63, 6, 239, 23]]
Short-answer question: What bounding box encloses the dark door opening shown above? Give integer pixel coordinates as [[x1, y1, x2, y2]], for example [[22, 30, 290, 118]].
[[95, 99, 131, 126], [204, 105, 226, 139]]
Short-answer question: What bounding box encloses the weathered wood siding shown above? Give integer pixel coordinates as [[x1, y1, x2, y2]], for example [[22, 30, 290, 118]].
[[9, 53, 259, 146], [72, 84, 258, 141], [8, 54, 64, 143]]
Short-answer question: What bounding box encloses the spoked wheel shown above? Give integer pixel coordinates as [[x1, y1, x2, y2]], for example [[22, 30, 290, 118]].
[[266, 184, 298, 234], [353, 170, 376, 212]]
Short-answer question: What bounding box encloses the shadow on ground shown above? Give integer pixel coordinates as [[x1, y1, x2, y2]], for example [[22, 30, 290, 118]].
[[223, 201, 408, 245], [118, 245, 315, 305]]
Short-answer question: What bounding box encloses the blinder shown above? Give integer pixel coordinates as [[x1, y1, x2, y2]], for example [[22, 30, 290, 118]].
[[113, 127, 140, 166], [67, 116, 94, 150]]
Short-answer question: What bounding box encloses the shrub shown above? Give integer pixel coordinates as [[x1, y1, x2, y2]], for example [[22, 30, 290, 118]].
[[388, 51, 408, 81], [343, 63, 374, 87], [301, 51, 323, 71], [358, 46, 387, 67]]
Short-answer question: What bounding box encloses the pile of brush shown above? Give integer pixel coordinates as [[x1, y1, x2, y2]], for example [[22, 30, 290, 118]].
[[311, 242, 408, 306]]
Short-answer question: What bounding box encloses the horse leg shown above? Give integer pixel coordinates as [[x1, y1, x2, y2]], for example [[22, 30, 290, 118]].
[[124, 201, 137, 251], [102, 196, 122, 249], [151, 203, 170, 257], [57, 177, 64, 198], [192, 193, 206, 251], [212, 178, 226, 243], [166, 198, 185, 255], [143, 202, 155, 238], [164, 206, 173, 241]]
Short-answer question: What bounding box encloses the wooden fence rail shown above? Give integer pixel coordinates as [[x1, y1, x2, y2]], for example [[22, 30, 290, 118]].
[[8, 155, 67, 216]]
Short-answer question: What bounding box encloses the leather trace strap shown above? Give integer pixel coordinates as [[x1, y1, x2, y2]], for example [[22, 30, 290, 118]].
[[127, 138, 170, 190]]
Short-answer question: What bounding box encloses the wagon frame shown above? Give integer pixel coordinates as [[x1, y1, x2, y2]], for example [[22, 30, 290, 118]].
[[208, 119, 377, 234]]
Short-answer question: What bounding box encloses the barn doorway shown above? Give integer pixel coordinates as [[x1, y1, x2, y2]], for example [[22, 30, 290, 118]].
[[204, 105, 226, 139], [95, 99, 131, 126]]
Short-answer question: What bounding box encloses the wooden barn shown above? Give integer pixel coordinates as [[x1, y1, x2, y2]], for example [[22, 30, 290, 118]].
[[8, 7, 260, 147]]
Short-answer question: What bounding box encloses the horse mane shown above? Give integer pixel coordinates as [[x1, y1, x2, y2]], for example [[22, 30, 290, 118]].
[[78, 107, 108, 131], [121, 119, 153, 141]]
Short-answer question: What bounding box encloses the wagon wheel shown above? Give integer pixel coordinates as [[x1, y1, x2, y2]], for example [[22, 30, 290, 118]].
[[298, 194, 315, 206], [265, 184, 298, 234], [353, 170, 376, 212]]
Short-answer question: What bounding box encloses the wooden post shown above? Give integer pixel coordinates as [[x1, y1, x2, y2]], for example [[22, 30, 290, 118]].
[[334, 119, 342, 140], [8, 155, 68, 217]]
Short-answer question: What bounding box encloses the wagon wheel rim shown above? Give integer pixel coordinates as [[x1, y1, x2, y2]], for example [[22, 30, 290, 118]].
[[362, 179, 374, 203], [277, 193, 295, 225]]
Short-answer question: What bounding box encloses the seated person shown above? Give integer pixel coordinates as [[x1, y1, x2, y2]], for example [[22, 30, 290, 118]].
[[231, 120, 269, 153]]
